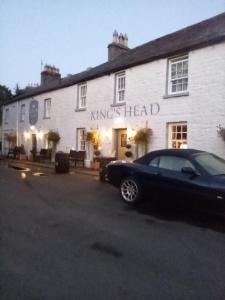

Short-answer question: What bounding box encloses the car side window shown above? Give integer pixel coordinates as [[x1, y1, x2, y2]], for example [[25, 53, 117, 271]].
[[158, 155, 195, 172], [149, 157, 160, 168]]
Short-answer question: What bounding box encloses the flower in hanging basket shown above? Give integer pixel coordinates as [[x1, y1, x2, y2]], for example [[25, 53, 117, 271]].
[[94, 150, 101, 157], [47, 131, 60, 143], [6, 133, 17, 143], [134, 128, 153, 144]]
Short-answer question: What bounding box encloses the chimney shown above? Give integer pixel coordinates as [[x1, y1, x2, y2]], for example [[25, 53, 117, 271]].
[[108, 30, 129, 61], [41, 64, 61, 85]]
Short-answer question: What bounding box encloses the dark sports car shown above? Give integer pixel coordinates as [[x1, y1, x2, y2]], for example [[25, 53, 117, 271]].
[[106, 149, 225, 205]]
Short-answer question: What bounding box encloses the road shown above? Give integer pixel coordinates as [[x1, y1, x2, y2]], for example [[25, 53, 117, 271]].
[[0, 161, 225, 300]]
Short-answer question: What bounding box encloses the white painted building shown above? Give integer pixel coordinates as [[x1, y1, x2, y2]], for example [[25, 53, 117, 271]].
[[2, 13, 225, 164]]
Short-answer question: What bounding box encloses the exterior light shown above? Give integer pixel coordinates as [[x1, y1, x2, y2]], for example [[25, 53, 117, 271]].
[[24, 131, 30, 139], [30, 125, 35, 130], [37, 131, 43, 139]]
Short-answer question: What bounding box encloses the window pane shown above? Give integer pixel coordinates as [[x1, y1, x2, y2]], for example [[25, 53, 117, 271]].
[[149, 157, 159, 167], [159, 156, 193, 172]]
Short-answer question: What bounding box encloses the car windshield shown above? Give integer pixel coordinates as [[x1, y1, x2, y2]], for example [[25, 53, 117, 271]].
[[194, 153, 225, 175]]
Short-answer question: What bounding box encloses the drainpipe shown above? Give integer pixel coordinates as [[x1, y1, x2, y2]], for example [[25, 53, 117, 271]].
[[16, 101, 19, 146]]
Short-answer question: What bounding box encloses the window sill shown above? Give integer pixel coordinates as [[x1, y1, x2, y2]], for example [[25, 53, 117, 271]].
[[163, 92, 189, 99], [43, 117, 51, 119], [110, 102, 126, 107], [75, 108, 86, 112]]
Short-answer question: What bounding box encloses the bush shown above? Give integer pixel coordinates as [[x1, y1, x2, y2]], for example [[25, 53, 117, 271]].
[[126, 144, 132, 149], [94, 150, 101, 157], [125, 150, 133, 158]]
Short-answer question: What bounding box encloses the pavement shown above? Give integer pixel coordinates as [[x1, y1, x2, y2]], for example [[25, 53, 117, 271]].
[[6, 158, 99, 176], [0, 161, 225, 300]]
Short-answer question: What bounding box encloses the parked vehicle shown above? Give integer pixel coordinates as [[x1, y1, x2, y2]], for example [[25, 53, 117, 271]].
[[106, 149, 225, 205]]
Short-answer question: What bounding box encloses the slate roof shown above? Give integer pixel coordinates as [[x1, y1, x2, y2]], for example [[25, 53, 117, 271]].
[[6, 11, 225, 104]]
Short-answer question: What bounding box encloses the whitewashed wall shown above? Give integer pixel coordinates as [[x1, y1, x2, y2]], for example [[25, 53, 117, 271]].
[[2, 42, 225, 160]]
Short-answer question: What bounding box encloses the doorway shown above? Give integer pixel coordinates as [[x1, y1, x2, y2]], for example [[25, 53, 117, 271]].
[[114, 128, 127, 160], [31, 134, 37, 151]]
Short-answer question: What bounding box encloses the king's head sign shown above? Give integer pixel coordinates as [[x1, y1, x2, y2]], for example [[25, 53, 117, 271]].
[[29, 100, 38, 125]]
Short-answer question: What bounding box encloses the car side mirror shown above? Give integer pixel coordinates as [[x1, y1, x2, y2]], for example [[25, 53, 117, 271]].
[[181, 167, 200, 177]]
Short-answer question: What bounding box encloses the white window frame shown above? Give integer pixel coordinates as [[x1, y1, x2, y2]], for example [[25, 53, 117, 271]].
[[77, 83, 87, 109], [76, 128, 86, 151], [44, 98, 51, 119], [168, 122, 187, 149], [5, 108, 9, 124], [115, 72, 126, 104], [20, 104, 25, 122], [168, 56, 188, 95]]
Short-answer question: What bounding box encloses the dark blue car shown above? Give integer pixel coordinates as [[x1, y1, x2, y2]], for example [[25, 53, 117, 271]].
[[106, 149, 225, 205]]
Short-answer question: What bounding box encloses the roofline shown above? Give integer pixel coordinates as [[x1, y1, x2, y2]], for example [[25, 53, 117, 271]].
[[4, 12, 225, 105]]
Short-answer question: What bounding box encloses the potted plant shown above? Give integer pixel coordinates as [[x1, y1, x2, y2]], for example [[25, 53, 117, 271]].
[[5, 133, 17, 149], [93, 147, 101, 170], [134, 128, 153, 156], [125, 144, 133, 162], [87, 130, 101, 168], [47, 130, 61, 162]]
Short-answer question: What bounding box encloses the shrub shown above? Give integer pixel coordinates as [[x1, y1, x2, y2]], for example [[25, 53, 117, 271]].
[[94, 150, 101, 157], [125, 150, 133, 158]]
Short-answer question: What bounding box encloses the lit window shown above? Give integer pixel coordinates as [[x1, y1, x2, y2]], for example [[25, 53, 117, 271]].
[[168, 56, 188, 95], [168, 123, 187, 149], [5, 108, 9, 124], [20, 104, 25, 122], [78, 83, 87, 109], [44, 99, 51, 118], [77, 128, 86, 151], [115, 72, 125, 103]]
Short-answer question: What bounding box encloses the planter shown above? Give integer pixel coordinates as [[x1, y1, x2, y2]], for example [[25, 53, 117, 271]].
[[91, 160, 100, 170], [18, 154, 27, 160]]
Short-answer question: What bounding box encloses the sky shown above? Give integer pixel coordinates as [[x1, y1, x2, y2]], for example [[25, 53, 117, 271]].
[[0, 0, 225, 92]]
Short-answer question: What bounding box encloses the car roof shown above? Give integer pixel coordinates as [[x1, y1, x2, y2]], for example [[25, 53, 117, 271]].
[[134, 149, 205, 164]]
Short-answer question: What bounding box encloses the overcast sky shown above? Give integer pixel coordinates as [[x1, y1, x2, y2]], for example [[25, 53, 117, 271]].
[[0, 0, 225, 92]]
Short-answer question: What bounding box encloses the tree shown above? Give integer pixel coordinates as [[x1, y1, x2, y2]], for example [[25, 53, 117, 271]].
[[14, 83, 24, 96], [0, 85, 13, 125]]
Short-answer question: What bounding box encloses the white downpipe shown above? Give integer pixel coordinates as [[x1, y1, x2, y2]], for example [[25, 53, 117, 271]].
[[16, 101, 19, 146]]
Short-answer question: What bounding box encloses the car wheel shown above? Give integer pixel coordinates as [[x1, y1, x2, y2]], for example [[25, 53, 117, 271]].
[[120, 177, 142, 204]]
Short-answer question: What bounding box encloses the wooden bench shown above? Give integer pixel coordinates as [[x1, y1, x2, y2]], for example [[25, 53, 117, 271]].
[[36, 148, 52, 162], [69, 150, 86, 168]]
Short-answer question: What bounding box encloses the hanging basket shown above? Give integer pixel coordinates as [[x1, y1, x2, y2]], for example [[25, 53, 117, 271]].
[[47, 131, 60, 144], [134, 128, 153, 145]]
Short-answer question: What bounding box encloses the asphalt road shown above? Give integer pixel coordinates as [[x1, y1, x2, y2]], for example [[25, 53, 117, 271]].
[[0, 161, 225, 300]]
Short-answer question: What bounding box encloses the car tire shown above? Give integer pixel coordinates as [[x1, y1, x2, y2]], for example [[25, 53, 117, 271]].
[[120, 177, 142, 205]]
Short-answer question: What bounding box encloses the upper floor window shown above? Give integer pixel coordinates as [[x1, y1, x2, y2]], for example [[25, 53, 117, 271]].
[[77, 83, 87, 109], [44, 98, 51, 118], [115, 72, 126, 103], [5, 108, 9, 124], [168, 56, 188, 95], [20, 104, 25, 122]]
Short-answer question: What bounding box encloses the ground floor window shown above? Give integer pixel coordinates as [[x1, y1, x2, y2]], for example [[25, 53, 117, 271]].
[[77, 128, 86, 151], [168, 122, 187, 149]]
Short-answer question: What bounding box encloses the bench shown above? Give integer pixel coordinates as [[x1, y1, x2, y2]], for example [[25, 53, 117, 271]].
[[69, 150, 86, 168], [36, 148, 52, 162]]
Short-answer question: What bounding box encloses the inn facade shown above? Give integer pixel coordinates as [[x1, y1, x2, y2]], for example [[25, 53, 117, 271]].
[[2, 13, 225, 164]]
